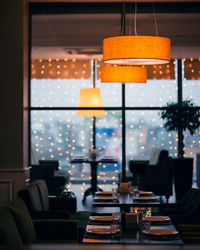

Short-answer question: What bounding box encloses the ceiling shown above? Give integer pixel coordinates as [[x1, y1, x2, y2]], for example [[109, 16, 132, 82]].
[[31, 2, 200, 59]]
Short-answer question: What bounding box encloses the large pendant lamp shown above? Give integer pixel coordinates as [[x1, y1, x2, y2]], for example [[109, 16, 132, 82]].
[[101, 65, 147, 84], [103, 1, 170, 65], [103, 35, 170, 65], [77, 88, 104, 117]]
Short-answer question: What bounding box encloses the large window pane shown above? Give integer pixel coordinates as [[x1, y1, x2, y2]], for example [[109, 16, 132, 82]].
[[183, 59, 200, 105], [31, 59, 92, 107], [126, 110, 177, 169], [96, 111, 122, 184], [96, 80, 122, 107], [126, 79, 177, 107], [31, 110, 93, 175]]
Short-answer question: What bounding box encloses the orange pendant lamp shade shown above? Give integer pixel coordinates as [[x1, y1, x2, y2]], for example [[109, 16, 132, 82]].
[[103, 35, 170, 65], [101, 66, 147, 84], [77, 88, 104, 117]]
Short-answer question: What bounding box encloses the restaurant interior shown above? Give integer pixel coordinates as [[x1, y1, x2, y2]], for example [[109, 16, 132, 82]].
[[1, 0, 200, 249]]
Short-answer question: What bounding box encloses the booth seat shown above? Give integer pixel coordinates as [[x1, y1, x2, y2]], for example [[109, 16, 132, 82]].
[[0, 197, 77, 246]]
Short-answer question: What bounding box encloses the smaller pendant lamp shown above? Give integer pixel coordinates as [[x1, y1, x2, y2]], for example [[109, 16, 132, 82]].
[[103, 35, 170, 65], [101, 65, 147, 84], [77, 88, 104, 117]]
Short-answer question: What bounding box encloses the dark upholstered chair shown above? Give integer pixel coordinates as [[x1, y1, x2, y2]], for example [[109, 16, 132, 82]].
[[39, 160, 60, 170], [0, 197, 77, 246], [129, 148, 173, 201], [18, 180, 91, 242], [30, 163, 68, 196], [162, 188, 200, 216], [169, 190, 200, 226]]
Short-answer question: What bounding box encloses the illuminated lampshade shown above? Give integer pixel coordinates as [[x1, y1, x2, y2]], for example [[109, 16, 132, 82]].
[[103, 35, 170, 65], [101, 66, 147, 84], [77, 88, 104, 117]]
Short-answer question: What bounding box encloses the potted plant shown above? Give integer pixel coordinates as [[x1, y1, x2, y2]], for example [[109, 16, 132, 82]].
[[160, 99, 200, 200]]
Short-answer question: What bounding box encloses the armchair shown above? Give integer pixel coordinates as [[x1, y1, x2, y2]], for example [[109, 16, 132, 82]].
[[18, 180, 91, 241], [129, 148, 173, 201], [30, 163, 68, 196]]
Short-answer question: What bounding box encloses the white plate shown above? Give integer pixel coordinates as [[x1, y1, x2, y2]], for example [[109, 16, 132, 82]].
[[134, 196, 158, 202], [95, 191, 113, 195], [86, 225, 120, 235], [142, 229, 178, 236], [143, 216, 170, 222], [89, 216, 114, 222], [94, 196, 117, 201], [139, 191, 153, 196]]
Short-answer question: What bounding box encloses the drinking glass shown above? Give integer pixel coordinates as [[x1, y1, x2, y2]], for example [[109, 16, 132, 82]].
[[112, 188, 119, 202], [112, 212, 120, 222], [132, 185, 139, 198]]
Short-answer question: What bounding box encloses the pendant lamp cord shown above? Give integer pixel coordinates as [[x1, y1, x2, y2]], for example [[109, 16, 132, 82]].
[[129, 1, 132, 35], [153, 0, 159, 36], [134, 0, 137, 35], [121, 2, 125, 36]]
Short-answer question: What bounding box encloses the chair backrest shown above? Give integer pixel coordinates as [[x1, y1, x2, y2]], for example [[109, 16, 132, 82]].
[[18, 180, 50, 213], [33, 180, 50, 210], [30, 164, 55, 194], [39, 160, 59, 170], [144, 148, 173, 198], [149, 148, 168, 165], [18, 183, 43, 213]]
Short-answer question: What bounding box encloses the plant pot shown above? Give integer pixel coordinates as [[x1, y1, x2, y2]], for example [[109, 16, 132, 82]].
[[172, 158, 193, 201]]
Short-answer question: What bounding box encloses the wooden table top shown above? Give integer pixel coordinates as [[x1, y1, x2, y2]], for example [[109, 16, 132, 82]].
[[93, 192, 169, 208], [83, 215, 183, 245]]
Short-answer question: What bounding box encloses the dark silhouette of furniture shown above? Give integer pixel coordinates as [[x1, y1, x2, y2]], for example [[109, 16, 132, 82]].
[[39, 160, 69, 192], [0, 197, 77, 246], [169, 190, 200, 226], [162, 188, 200, 216], [18, 180, 91, 241], [129, 148, 173, 201], [30, 161, 68, 196], [71, 155, 117, 201], [39, 160, 59, 170], [173, 157, 193, 201]]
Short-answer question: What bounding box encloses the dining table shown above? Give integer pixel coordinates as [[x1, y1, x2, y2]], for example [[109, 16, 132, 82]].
[[82, 213, 184, 245], [93, 191, 170, 213]]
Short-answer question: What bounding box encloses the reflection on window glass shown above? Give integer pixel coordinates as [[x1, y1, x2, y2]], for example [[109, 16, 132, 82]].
[[126, 110, 177, 166], [183, 80, 200, 106], [95, 111, 122, 183], [126, 79, 177, 107], [31, 110, 92, 177]]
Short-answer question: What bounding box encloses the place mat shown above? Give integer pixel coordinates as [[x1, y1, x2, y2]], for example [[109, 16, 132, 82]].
[[86, 225, 120, 235], [83, 238, 112, 243], [95, 191, 113, 196], [143, 216, 170, 223], [89, 216, 115, 222], [139, 191, 153, 196], [142, 229, 178, 237], [134, 196, 158, 202], [94, 196, 117, 202]]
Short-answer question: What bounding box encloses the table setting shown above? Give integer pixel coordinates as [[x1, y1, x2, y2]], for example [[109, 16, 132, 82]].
[[88, 182, 183, 244]]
